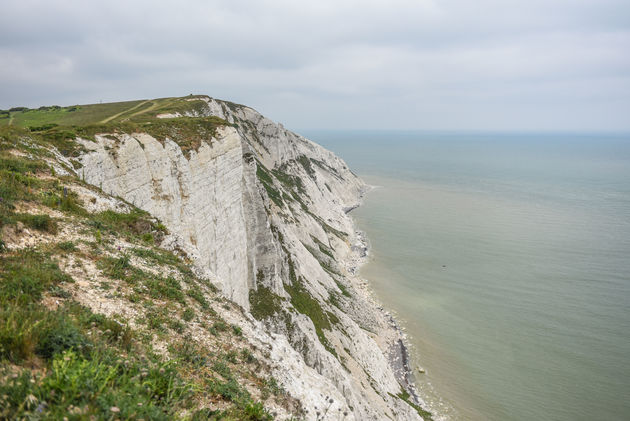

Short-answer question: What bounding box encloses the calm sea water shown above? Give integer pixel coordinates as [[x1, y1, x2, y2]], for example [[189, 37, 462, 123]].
[[303, 130, 630, 421]]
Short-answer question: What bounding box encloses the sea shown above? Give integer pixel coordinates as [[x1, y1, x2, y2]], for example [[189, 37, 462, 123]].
[[302, 130, 630, 421]]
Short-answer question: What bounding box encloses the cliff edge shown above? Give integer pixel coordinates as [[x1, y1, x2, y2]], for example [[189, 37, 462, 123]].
[[0, 95, 431, 420]]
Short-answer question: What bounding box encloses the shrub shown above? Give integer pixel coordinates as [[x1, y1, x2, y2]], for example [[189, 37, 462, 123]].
[[240, 348, 256, 364], [56, 240, 77, 251], [99, 255, 131, 279], [187, 287, 209, 309], [144, 275, 184, 303], [14, 213, 57, 233], [223, 350, 238, 363], [89, 210, 166, 240], [35, 311, 88, 359], [182, 307, 195, 322], [209, 378, 249, 403], [86, 312, 134, 350], [212, 321, 228, 332], [29, 123, 59, 132], [0, 306, 42, 362], [244, 401, 273, 421]]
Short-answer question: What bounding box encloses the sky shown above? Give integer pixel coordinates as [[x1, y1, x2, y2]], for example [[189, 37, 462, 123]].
[[1, 0, 629, 131]]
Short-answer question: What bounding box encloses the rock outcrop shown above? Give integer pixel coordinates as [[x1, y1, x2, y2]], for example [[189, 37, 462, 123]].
[[77, 96, 427, 420]]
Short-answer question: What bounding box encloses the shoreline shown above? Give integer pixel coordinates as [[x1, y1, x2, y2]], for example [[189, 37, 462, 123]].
[[345, 184, 431, 417]]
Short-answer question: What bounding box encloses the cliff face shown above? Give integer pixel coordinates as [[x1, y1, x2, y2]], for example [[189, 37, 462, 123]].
[[76, 96, 426, 420]]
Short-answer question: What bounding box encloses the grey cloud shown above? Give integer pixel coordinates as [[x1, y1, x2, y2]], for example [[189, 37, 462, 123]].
[[1, 0, 628, 130]]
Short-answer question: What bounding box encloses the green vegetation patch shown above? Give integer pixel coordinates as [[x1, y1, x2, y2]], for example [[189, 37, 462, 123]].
[[11, 213, 58, 233], [1, 100, 146, 128], [0, 153, 47, 174], [249, 285, 284, 321], [98, 255, 185, 304], [271, 168, 306, 195], [303, 242, 340, 276], [284, 279, 337, 356], [392, 389, 434, 421], [256, 163, 283, 207], [88, 209, 166, 243], [2, 96, 231, 158], [39, 127, 86, 157], [309, 157, 340, 176], [311, 235, 335, 260], [1, 349, 192, 420], [296, 155, 316, 179], [0, 249, 72, 306], [335, 280, 351, 298], [0, 152, 48, 208]]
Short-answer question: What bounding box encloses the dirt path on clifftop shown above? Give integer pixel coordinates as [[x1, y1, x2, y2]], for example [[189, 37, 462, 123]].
[[99, 100, 151, 124]]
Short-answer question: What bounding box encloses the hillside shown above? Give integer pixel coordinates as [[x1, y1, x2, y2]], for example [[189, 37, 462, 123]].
[[0, 95, 431, 420]]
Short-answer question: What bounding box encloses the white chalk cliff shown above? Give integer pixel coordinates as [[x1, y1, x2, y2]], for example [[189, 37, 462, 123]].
[[77, 96, 427, 420]]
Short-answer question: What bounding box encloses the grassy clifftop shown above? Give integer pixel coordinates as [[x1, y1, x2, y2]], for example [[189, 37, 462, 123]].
[[0, 104, 300, 419], [1, 95, 214, 127], [0, 96, 230, 158]]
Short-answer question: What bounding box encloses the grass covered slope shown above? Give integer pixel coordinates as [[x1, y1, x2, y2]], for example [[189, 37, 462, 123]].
[[1, 95, 432, 421], [1, 96, 211, 127], [0, 123, 300, 419], [0, 96, 229, 158]]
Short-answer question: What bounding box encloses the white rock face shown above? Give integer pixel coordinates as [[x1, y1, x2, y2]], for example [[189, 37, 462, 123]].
[[77, 97, 426, 420], [79, 127, 250, 307]]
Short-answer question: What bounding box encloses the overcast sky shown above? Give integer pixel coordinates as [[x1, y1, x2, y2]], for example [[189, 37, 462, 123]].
[[1, 0, 629, 131]]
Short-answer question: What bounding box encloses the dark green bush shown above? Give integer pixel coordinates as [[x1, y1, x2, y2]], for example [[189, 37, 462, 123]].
[[35, 312, 88, 359], [14, 213, 57, 233]]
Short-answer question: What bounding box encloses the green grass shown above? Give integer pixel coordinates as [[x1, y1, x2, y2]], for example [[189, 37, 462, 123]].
[[0, 123, 293, 419], [98, 255, 186, 304], [284, 279, 337, 357], [249, 285, 284, 321], [88, 209, 166, 243], [241, 348, 256, 363], [335, 280, 351, 298], [56, 241, 77, 252], [132, 246, 182, 267], [145, 275, 185, 303], [0, 249, 73, 305], [11, 213, 58, 233], [256, 163, 283, 207], [0, 349, 192, 420], [311, 235, 335, 260], [0, 153, 47, 174], [1, 96, 210, 129], [0, 151, 49, 209], [393, 389, 434, 421], [187, 286, 210, 309], [1, 100, 147, 127], [231, 324, 243, 336], [0, 140, 89, 237], [1, 96, 232, 158], [296, 155, 317, 179], [272, 168, 306, 195], [182, 307, 196, 322]]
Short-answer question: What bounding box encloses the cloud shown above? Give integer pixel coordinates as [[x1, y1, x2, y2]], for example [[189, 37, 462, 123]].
[[1, 0, 629, 130]]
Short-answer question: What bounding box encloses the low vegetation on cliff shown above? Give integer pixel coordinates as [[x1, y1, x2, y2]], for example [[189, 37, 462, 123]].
[[1, 95, 432, 421], [0, 122, 300, 419]]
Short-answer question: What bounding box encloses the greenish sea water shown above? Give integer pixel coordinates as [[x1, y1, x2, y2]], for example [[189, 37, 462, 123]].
[[304, 130, 630, 421]]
